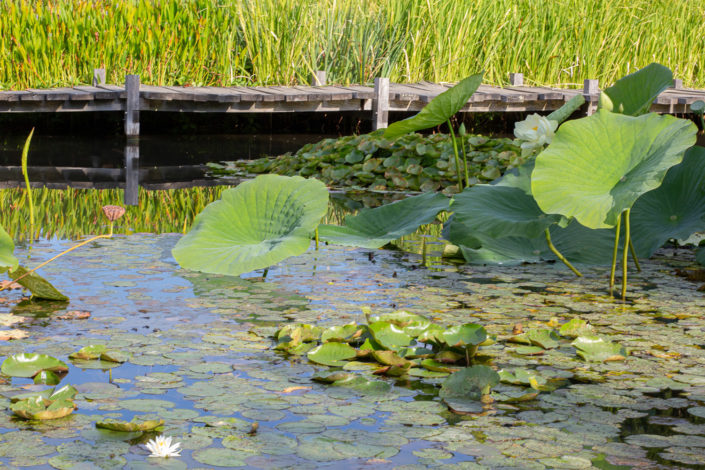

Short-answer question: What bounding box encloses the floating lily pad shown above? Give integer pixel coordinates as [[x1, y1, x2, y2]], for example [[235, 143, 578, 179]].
[[96, 418, 164, 432], [1, 353, 68, 378], [307, 342, 357, 367], [572, 336, 627, 362], [369, 321, 413, 350], [11, 395, 76, 420], [559, 318, 594, 338], [440, 365, 500, 413]]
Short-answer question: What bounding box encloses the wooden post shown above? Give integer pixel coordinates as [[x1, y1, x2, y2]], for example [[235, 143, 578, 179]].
[[93, 68, 106, 86], [125, 74, 140, 137], [509, 73, 523, 86], [583, 79, 599, 115], [372, 77, 389, 130], [672, 78, 683, 89], [311, 71, 327, 86], [124, 142, 139, 206]]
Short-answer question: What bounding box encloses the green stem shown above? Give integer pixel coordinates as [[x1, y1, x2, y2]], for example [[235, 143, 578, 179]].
[[447, 119, 464, 190], [609, 216, 621, 297], [622, 209, 631, 301], [421, 236, 427, 267], [544, 228, 582, 277], [315, 227, 319, 251], [628, 238, 641, 272], [21, 129, 35, 240]]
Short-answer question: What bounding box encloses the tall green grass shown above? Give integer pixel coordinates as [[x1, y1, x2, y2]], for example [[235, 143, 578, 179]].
[[0, 0, 702, 89]]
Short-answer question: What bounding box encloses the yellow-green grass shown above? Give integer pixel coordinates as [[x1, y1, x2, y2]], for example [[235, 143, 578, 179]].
[[1, 0, 703, 90]]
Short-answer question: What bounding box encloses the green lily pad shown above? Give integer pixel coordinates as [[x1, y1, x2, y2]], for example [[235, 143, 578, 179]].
[[439, 365, 500, 413], [11, 395, 76, 420], [9, 266, 69, 301], [307, 342, 357, 366], [172, 175, 329, 276], [559, 318, 595, 338], [371, 350, 412, 367], [440, 323, 487, 348], [320, 323, 362, 343], [525, 329, 560, 349], [572, 336, 627, 362], [69, 344, 107, 360], [96, 418, 164, 432], [367, 310, 431, 337], [33, 370, 61, 385], [369, 321, 412, 350], [1, 353, 68, 378]]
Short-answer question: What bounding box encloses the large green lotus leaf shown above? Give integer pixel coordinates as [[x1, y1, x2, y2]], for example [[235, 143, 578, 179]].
[[572, 336, 627, 362], [172, 175, 329, 276], [318, 192, 449, 248], [440, 324, 487, 347], [1, 353, 68, 378], [96, 418, 164, 432], [532, 110, 697, 229], [439, 365, 499, 413], [368, 321, 412, 351], [307, 342, 357, 366], [383, 73, 483, 139], [630, 146, 705, 255], [452, 185, 563, 239], [0, 224, 18, 273], [368, 311, 431, 337], [320, 323, 362, 343], [493, 158, 535, 195], [9, 266, 69, 301], [599, 63, 673, 116]]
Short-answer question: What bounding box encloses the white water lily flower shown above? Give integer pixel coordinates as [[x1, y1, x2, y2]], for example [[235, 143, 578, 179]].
[[145, 435, 182, 458], [514, 114, 558, 154]]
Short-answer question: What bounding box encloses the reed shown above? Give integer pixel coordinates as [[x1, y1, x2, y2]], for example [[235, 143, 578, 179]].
[[0, 0, 702, 89]]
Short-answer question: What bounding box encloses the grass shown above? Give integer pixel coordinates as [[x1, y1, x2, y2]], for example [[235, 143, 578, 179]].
[[0, 0, 703, 89]]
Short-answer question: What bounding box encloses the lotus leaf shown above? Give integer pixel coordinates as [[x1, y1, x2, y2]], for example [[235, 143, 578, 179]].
[[451, 184, 563, 239], [559, 318, 594, 338], [532, 110, 697, 229], [383, 73, 483, 139], [524, 329, 560, 349], [311, 371, 355, 383], [367, 310, 431, 337], [317, 192, 450, 249], [69, 344, 107, 360], [599, 63, 673, 116], [371, 350, 413, 367], [172, 175, 329, 276], [33, 370, 60, 385], [440, 323, 487, 348], [421, 359, 458, 373], [9, 266, 69, 301], [320, 323, 362, 343], [368, 321, 412, 350], [439, 365, 499, 413], [572, 336, 627, 362], [96, 418, 164, 432], [1, 353, 68, 378], [307, 342, 357, 366], [276, 324, 321, 345], [11, 395, 75, 420], [330, 375, 391, 394], [407, 368, 448, 378], [498, 368, 547, 390], [50, 384, 78, 401], [417, 323, 445, 344], [0, 224, 18, 273], [630, 146, 705, 255]]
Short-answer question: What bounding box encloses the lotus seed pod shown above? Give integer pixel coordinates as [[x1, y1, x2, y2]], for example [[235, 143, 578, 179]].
[[102, 205, 125, 222]]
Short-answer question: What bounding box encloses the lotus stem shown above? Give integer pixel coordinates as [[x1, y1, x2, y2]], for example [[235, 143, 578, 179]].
[[447, 119, 464, 189], [421, 236, 427, 266], [609, 216, 621, 297], [544, 228, 582, 277], [21, 129, 35, 241], [622, 209, 631, 301], [628, 239, 641, 272], [315, 227, 319, 250]]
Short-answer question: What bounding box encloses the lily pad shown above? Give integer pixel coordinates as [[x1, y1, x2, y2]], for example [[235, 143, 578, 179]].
[[559, 318, 594, 338], [172, 175, 329, 276], [307, 342, 357, 366], [439, 365, 500, 413], [572, 336, 627, 362], [10, 395, 76, 420], [369, 321, 412, 350], [1, 353, 68, 378], [96, 418, 164, 432]]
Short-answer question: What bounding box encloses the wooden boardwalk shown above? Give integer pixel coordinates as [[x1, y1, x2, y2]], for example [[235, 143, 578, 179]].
[[1, 73, 703, 135]]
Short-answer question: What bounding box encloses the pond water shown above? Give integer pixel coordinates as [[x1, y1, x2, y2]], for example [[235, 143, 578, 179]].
[[1, 234, 705, 468]]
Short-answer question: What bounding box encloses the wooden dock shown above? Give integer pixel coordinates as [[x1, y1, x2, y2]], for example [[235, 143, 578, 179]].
[[1, 72, 703, 136]]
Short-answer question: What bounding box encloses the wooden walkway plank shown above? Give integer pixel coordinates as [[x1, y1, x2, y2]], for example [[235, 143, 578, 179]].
[[72, 85, 121, 100], [336, 85, 375, 100], [292, 85, 354, 101]]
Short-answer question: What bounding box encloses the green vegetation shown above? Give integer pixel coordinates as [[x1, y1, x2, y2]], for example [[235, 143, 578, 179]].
[[1, 0, 704, 89]]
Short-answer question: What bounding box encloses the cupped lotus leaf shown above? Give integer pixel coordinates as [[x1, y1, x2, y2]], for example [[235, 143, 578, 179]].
[[532, 110, 697, 229], [439, 365, 499, 413], [11, 396, 76, 420], [320, 323, 362, 343], [367, 310, 431, 337], [49, 384, 78, 401], [69, 344, 107, 360], [1, 353, 68, 378], [599, 63, 673, 116], [383, 73, 483, 139], [318, 192, 450, 248], [572, 336, 627, 362], [172, 175, 329, 276], [371, 350, 413, 367], [452, 185, 563, 240], [417, 323, 445, 344], [440, 323, 487, 348], [100, 350, 129, 363], [96, 418, 164, 432], [421, 359, 459, 373], [631, 146, 705, 256], [307, 342, 357, 366], [9, 266, 69, 301], [559, 318, 595, 338], [0, 224, 18, 273], [368, 321, 412, 350], [33, 370, 61, 385]]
